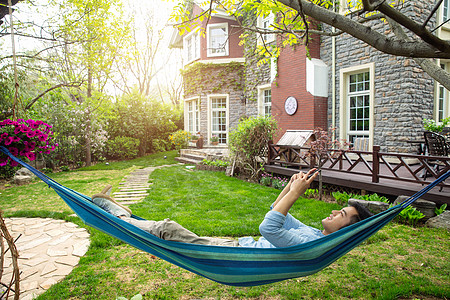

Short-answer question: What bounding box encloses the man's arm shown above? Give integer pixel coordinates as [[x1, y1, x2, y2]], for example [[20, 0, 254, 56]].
[[271, 168, 317, 209], [272, 169, 318, 216]]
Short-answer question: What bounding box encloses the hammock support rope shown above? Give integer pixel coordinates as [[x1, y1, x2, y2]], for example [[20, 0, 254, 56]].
[[1, 146, 449, 286]]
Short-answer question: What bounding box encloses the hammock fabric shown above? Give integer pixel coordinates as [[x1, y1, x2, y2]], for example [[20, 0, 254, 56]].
[[1, 146, 449, 287]]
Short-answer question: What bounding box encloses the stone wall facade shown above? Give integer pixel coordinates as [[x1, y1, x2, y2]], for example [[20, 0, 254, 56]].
[[242, 13, 272, 118], [183, 63, 246, 144], [320, 1, 436, 153]]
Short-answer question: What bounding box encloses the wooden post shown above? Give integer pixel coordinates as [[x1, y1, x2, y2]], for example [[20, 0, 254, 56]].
[[372, 145, 380, 183], [268, 140, 273, 163]]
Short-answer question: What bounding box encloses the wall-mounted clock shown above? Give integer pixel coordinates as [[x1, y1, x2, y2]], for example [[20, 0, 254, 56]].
[[284, 96, 298, 115]]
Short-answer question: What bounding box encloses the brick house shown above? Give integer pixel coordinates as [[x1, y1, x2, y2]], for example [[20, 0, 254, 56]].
[[171, 1, 447, 152]]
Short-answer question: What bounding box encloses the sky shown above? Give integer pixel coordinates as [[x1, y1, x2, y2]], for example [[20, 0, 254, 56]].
[[1, 0, 182, 101]]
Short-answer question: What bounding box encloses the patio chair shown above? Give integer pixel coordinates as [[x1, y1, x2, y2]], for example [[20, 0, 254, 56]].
[[423, 131, 449, 182]]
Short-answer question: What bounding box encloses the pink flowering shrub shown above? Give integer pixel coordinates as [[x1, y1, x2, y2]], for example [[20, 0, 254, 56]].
[[0, 119, 58, 167]]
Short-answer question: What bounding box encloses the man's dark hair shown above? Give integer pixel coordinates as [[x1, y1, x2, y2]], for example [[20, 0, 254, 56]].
[[348, 202, 374, 226]]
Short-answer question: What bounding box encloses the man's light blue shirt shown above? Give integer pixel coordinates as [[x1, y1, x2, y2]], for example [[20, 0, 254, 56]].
[[238, 205, 324, 248]]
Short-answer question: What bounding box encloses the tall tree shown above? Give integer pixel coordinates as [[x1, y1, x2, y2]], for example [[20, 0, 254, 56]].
[[112, 2, 173, 97], [50, 0, 130, 166]]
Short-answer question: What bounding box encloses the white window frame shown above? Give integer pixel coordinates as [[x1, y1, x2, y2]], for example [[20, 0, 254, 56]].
[[443, 0, 450, 22], [435, 62, 450, 122], [257, 84, 272, 117], [206, 23, 229, 57], [339, 63, 375, 148], [184, 97, 200, 134], [257, 13, 275, 45], [207, 94, 229, 144], [183, 30, 200, 65]]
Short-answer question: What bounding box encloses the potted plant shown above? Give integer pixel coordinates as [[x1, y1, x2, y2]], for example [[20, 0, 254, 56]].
[[191, 134, 199, 143], [210, 135, 219, 145]]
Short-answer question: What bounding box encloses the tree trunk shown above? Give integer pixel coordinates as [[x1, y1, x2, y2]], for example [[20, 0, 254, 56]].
[[85, 67, 93, 167]]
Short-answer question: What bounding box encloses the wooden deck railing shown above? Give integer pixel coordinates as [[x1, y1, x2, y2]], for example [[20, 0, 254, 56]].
[[267, 143, 450, 188]]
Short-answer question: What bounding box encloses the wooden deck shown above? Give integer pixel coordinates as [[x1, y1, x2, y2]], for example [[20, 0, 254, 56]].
[[265, 144, 450, 206]]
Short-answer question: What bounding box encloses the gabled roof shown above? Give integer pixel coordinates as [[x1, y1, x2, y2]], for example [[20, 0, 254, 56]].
[[169, 1, 235, 48]]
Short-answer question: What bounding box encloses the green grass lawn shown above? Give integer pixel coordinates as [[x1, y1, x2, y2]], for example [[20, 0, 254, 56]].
[[1, 150, 449, 299]]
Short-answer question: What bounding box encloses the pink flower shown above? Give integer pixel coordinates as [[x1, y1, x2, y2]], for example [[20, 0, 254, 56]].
[[0, 157, 8, 166], [26, 131, 36, 138], [1, 133, 8, 138], [38, 134, 48, 142], [26, 152, 36, 161], [10, 160, 18, 167], [8, 147, 19, 156], [20, 125, 31, 133], [4, 136, 14, 146]]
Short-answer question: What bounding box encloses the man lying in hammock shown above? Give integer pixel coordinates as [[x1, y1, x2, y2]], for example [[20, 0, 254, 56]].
[[92, 168, 372, 248]]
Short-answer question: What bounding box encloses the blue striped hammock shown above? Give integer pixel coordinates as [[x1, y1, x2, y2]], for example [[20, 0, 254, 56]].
[[1, 146, 449, 287]]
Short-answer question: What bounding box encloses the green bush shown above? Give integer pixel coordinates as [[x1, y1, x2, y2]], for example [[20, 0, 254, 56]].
[[60, 165, 70, 172], [332, 191, 390, 206], [304, 188, 319, 199], [169, 130, 190, 151], [201, 159, 230, 168], [105, 136, 140, 159], [423, 117, 450, 132], [260, 173, 272, 186], [435, 203, 447, 215], [272, 177, 289, 189], [0, 164, 20, 179], [152, 139, 169, 153], [397, 206, 425, 226], [229, 116, 278, 178]]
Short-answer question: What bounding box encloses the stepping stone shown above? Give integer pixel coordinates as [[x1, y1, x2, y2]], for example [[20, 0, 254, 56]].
[[56, 256, 80, 267], [117, 201, 139, 205], [41, 263, 57, 275], [40, 278, 57, 290], [49, 233, 74, 246], [113, 191, 148, 195], [114, 197, 144, 201], [19, 236, 52, 251]]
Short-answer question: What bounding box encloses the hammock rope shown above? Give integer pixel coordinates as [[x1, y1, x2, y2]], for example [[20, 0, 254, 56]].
[[1, 145, 449, 286]]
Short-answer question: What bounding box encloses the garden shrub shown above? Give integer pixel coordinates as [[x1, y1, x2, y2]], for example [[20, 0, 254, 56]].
[[106, 90, 182, 155], [229, 116, 278, 179], [105, 136, 140, 159], [152, 139, 169, 153], [169, 130, 190, 151], [201, 159, 230, 168]]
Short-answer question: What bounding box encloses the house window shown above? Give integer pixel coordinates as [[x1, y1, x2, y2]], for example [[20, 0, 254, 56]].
[[258, 84, 272, 116], [184, 31, 200, 64], [257, 13, 275, 44], [264, 90, 272, 116], [444, 0, 450, 22], [207, 23, 228, 57], [339, 63, 374, 148], [436, 63, 449, 122], [185, 98, 200, 133], [348, 71, 370, 144], [210, 96, 228, 144]]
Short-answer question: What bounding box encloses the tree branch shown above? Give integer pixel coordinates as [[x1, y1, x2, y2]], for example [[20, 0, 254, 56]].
[[277, 0, 450, 58], [387, 17, 450, 91]]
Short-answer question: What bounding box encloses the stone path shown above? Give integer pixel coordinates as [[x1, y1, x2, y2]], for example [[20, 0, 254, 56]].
[[1, 164, 176, 299], [113, 165, 176, 207], [2, 218, 90, 300]]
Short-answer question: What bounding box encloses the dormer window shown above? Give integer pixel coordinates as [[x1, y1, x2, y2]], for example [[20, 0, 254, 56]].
[[184, 31, 200, 64], [207, 23, 228, 57]]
